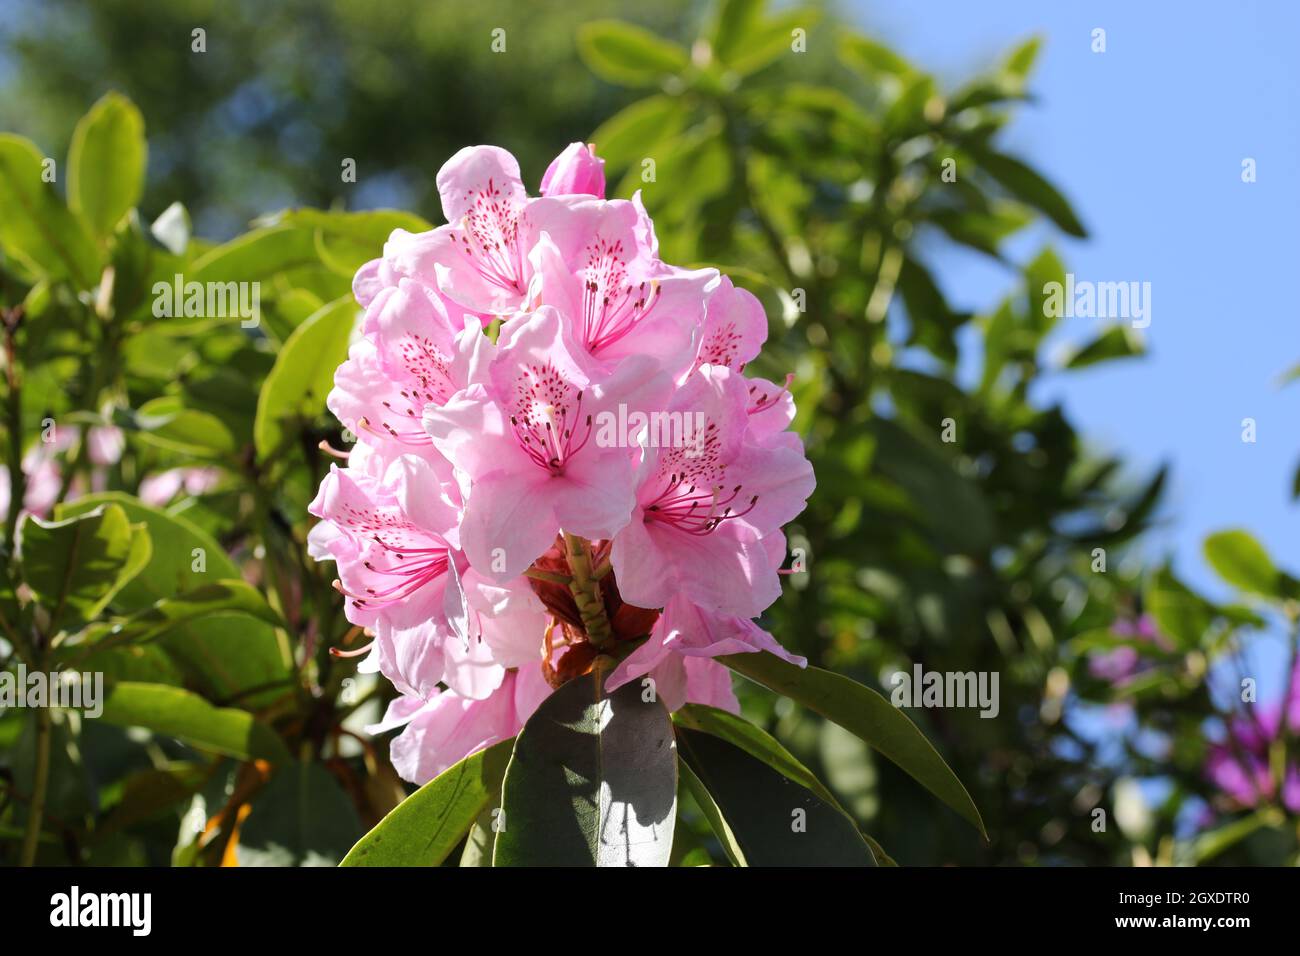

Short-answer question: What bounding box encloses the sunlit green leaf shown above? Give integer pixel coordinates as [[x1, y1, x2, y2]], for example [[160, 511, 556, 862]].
[[67, 92, 147, 239]]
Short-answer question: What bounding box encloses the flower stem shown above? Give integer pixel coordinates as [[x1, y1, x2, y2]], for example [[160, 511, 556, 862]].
[[562, 532, 611, 648], [18, 703, 51, 866], [3, 306, 25, 546]]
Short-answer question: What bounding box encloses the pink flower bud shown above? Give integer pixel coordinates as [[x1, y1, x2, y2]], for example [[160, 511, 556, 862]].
[[540, 142, 606, 198]]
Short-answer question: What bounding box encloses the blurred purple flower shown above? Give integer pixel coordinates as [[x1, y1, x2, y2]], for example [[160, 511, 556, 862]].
[[1204, 657, 1300, 813], [1087, 614, 1171, 685]]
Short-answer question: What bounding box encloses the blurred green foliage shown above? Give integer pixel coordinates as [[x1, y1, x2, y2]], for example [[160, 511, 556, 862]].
[[1, 0, 1297, 866]]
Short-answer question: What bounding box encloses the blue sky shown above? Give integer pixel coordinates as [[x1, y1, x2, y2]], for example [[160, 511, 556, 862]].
[[853, 0, 1300, 696]]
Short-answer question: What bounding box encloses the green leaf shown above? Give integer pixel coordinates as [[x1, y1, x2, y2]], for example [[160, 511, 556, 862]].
[[98, 761, 208, 838], [969, 147, 1087, 238], [458, 810, 499, 867], [590, 95, 688, 172], [678, 757, 747, 866], [86, 579, 284, 655], [1204, 530, 1279, 597], [577, 21, 689, 87], [838, 34, 913, 78], [1062, 324, 1145, 369], [190, 225, 322, 284], [712, 4, 820, 77], [493, 670, 677, 866], [676, 726, 876, 866], [1143, 568, 1213, 650], [264, 208, 432, 275], [99, 681, 289, 763], [673, 704, 842, 809], [1003, 35, 1043, 78], [238, 759, 363, 866], [253, 295, 358, 460], [18, 504, 150, 631], [0, 133, 101, 285], [709, 0, 764, 65], [132, 396, 237, 457], [67, 92, 147, 239], [341, 739, 513, 867], [58, 494, 292, 703], [1186, 808, 1281, 864], [721, 652, 986, 837], [869, 418, 995, 555]]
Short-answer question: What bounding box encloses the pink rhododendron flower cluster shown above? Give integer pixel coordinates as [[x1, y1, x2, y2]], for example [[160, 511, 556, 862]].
[[309, 143, 814, 783]]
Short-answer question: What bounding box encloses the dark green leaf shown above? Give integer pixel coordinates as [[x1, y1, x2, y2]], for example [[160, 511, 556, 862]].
[[494, 670, 677, 866], [969, 146, 1087, 237], [721, 652, 986, 837], [19, 504, 150, 631], [676, 726, 875, 866], [238, 759, 363, 866], [674, 704, 842, 809]]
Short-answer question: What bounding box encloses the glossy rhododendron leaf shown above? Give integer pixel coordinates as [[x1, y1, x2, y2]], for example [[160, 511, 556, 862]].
[[721, 651, 987, 838], [341, 738, 513, 867], [493, 669, 676, 866], [676, 725, 875, 866]]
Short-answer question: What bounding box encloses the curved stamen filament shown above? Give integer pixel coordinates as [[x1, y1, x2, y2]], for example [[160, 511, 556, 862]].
[[585, 278, 660, 354], [747, 373, 795, 417], [644, 475, 760, 535], [510, 390, 594, 476], [356, 416, 432, 447]]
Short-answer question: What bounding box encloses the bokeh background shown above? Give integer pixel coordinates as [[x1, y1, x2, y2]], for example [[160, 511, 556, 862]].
[[1, 0, 1297, 866]]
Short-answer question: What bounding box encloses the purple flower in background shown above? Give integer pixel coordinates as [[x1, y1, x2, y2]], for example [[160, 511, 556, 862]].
[[1087, 615, 1171, 685], [1204, 658, 1300, 813]]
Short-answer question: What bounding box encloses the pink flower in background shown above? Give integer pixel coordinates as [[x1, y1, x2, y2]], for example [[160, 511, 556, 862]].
[[309, 142, 816, 784], [1086, 614, 1172, 685], [1204, 658, 1300, 814], [139, 466, 221, 506]]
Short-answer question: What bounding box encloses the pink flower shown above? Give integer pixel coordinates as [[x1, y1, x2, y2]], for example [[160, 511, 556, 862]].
[[329, 280, 489, 453], [540, 142, 606, 199], [86, 425, 125, 467], [1203, 658, 1300, 814], [690, 276, 769, 376], [139, 467, 221, 506], [309, 142, 817, 783], [1086, 615, 1171, 685], [606, 593, 805, 710], [524, 197, 715, 376], [423, 306, 671, 581], [371, 666, 553, 784], [610, 364, 814, 617]]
